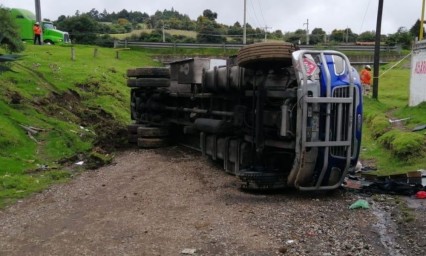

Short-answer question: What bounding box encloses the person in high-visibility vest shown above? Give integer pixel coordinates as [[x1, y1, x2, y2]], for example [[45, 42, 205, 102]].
[[33, 22, 42, 45], [360, 65, 372, 96]]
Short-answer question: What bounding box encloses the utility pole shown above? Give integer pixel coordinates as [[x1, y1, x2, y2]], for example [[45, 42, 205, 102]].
[[303, 19, 309, 45], [372, 0, 384, 100], [263, 26, 271, 42], [35, 0, 41, 23], [162, 24, 166, 43], [34, 0, 43, 44], [421, 0, 425, 40], [243, 0, 247, 44]]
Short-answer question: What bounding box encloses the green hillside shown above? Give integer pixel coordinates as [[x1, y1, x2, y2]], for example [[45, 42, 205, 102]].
[[0, 44, 160, 207]]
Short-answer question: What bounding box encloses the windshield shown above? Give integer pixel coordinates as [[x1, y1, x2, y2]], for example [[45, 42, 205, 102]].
[[43, 23, 55, 29]]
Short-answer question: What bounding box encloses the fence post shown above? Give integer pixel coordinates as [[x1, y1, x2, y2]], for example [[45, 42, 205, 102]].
[[71, 47, 75, 61], [93, 48, 98, 58], [114, 40, 117, 48], [125, 39, 128, 48], [116, 50, 119, 59]]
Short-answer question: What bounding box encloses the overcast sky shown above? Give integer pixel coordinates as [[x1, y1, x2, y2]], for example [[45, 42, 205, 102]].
[[2, 0, 424, 35]]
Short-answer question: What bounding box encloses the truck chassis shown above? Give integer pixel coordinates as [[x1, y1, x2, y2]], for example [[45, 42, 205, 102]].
[[127, 42, 363, 190]]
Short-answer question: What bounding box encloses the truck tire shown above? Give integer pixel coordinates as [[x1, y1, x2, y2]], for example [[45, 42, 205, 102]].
[[128, 133, 138, 144], [127, 67, 170, 78], [137, 127, 169, 138], [127, 124, 144, 134], [237, 42, 297, 69], [137, 138, 168, 148], [130, 90, 142, 120], [127, 78, 170, 88]]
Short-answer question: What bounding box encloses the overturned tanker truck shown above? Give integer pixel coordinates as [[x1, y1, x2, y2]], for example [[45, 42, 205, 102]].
[[127, 42, 363, 190]]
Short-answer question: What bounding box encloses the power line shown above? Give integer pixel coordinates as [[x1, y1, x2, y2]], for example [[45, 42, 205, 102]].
[[256, 0, 267, 27], [359, 0, 372, 33], [248, 0, 262, 29]]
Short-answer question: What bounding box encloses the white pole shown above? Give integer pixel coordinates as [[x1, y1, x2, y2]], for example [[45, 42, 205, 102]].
[[421, 0, 425, 40], [304, 19, 309, 45], [162, 25, 165, 43], [243, 0, 247, 44]]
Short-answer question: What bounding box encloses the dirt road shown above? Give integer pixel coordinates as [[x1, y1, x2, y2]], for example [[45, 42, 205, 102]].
[[0, 147, 425, 255]]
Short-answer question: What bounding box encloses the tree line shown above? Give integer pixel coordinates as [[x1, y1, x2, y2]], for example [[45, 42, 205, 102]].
[[52, 7, 423, 48], [1, 5, 424, 49]]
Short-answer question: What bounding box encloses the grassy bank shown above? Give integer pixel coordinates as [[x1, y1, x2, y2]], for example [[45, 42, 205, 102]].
[[0, 44, 160, 207], [361, 60, 426, 175]]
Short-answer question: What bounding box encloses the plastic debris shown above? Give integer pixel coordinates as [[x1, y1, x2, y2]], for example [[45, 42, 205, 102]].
[[388, 117, 410, 124], [36, 164, 49, 171], [415, 191, 426, 199], [75, 161, 84, 166], [412, 124, 426, 132], [181, 248, 197, 255], [286, 240, 295, 244], [349, 199, 370, 209]]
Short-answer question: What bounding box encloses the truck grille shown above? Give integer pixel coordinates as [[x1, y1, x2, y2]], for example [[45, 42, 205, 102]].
[[330, 86, 354, 157]]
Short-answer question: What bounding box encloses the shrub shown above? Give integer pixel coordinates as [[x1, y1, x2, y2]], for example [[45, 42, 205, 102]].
[[391, 132, 424, 159], [378, 130, 424, 159], [370, 115, 391, 138]]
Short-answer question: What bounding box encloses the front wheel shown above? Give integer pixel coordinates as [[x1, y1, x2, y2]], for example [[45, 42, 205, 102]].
[[44, 40, 54, 45]]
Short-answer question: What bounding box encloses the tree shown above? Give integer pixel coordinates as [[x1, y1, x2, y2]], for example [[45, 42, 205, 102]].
[[55, 14, 100, 44], [0, 7, 24, 53], [284, 29, 306, 44], [357, 30, 375, 42], [330, 29, 345, 43], [386, 27, 413, 49], [202, 9, 217, 21], [196, 16, 224, 43], [0, 7, 24, 72], [409, 19, 425, 39], [88, 8, 100, 20], [310, 28, 326, 45]]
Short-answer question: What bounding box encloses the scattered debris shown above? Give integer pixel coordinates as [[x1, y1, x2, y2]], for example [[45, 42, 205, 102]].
[[36, 164, 49, 171], [286, 240, 295, 245], [181, 248, 197, 255], [361, 166, 377, 172], [362, 180, 424, 196], [415, 191, 426, 199], [388, 117, 411, 124], [19, 124, 46, 143], [75, 161, 84, 166], [349, 199, 370, 209], [412, 124, 426, 132]]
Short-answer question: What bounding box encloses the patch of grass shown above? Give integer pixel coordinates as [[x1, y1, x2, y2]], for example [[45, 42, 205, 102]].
[[111, 29, 197, 40], [0, 170, 71, 208]]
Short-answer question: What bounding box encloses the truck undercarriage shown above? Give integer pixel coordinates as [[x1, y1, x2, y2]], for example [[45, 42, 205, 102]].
[[127, 42, 363, 190]]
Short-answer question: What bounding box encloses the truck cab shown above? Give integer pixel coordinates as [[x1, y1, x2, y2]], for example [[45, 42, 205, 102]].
[[10, 8, 70, 44]]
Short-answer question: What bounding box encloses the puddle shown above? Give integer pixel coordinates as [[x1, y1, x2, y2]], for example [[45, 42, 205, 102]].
[[372, 204, 404, 256]]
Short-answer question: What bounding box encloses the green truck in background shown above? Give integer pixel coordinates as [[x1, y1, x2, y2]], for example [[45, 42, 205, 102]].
[[10, 8, 70, 44]]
